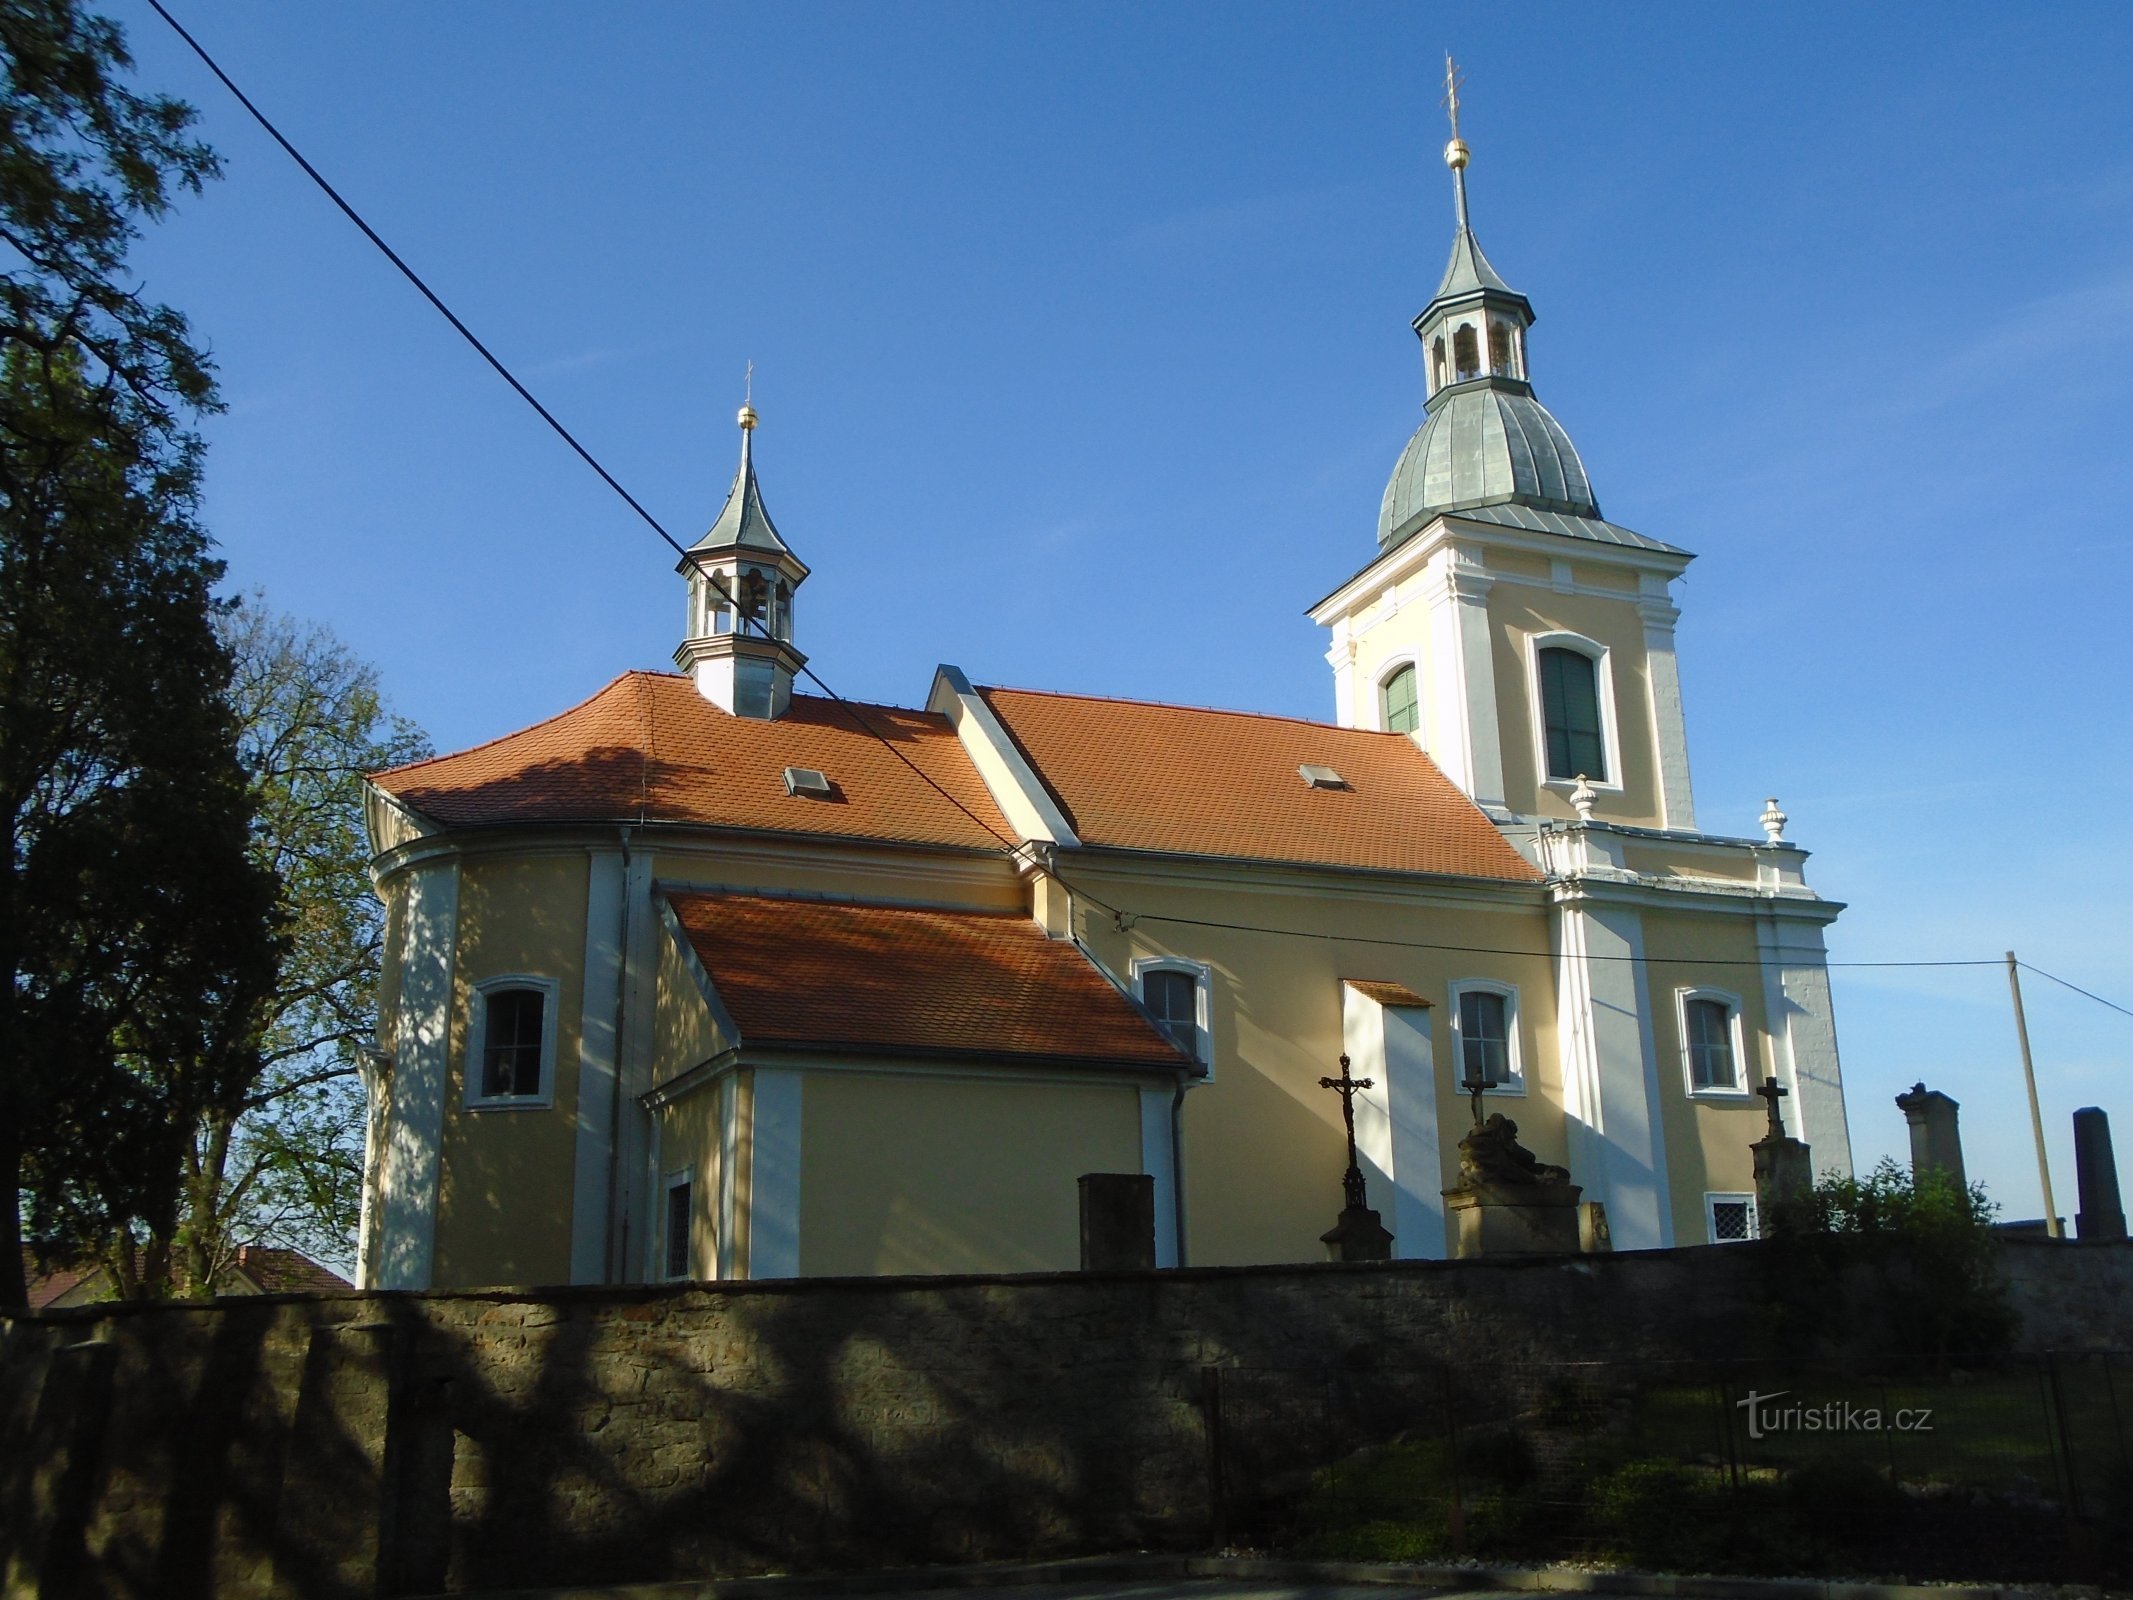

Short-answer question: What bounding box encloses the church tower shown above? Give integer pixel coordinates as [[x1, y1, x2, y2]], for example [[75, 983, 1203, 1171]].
[[1310, 65, 1695, 832], [674, 400, 810, 718]]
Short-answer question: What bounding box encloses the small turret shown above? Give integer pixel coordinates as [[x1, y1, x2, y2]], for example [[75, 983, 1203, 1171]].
[[674, 398, 810, 718]]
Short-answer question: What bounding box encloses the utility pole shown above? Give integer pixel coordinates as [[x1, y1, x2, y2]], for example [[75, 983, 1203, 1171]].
[[2006, 952, 2062, 1239]]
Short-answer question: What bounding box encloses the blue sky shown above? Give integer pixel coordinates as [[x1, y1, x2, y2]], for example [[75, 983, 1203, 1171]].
[[113, 2, 2133, 1224]]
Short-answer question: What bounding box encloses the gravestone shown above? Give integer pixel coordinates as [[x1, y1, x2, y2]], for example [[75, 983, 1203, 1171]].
[[2073, 1107, 2127, 1243], [1077, 1173, 1156, 1270], [1443, 1112, 1582, 1258], [1751, 1075, 1814, 1228], [1895, 1082, 1967, 1190]]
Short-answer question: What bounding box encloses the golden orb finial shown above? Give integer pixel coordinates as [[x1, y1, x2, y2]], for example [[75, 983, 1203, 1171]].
[[737, 402, 757, 432], [1444, 137, 1470, 171]]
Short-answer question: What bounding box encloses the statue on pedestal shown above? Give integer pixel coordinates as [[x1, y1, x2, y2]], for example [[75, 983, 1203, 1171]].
[[1443, 1069, 1583, 1258]]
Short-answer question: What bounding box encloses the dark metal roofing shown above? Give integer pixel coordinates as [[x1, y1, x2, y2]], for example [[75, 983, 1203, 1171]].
[[1378, 384, 1599, 548], [1450, 502, 1689, 557], [1432, 225, 1518, 303]]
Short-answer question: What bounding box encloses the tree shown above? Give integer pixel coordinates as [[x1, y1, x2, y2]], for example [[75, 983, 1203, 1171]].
[[0, 0, 265, 1311], [170, 603, 429, 1291]]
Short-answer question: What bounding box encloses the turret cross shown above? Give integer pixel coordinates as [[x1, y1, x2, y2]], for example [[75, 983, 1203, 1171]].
[[1754, 1074, 1789, 1140], [1319, 1054, 1376, 1212]]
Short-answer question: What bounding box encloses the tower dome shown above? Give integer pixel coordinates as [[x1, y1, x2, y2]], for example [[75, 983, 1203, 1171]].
[[1378, 92, 1600, 551]]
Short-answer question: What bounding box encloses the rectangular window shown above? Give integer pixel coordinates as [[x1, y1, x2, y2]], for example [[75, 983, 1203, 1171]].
[[1458, 990, 1511, 1086], [1685, 997, 1739, 1092], [1142, 968, 1200, 1059], [1539, 646, 1606, 782], [664, 1180, 693, 1280], [1707, 1193, 1758, 1243], [481, 988, 546, 1099]]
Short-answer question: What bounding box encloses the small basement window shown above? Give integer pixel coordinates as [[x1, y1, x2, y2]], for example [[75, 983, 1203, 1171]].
[[783, 767, 833, 797], [1298, 764, 1346, 789], [1706, 1192, 1758, 1244]]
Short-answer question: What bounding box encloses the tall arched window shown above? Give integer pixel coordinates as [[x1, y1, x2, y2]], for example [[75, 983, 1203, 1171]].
[[1431, 337, 1447, 393], [1538, 646, 1606, 782], [1452, 325, 1480, 381], [1489, 321, 1516, 377], [1380, 663, 1419, 735], [738, 569, 767, 624], [775, 580, 793, 642]]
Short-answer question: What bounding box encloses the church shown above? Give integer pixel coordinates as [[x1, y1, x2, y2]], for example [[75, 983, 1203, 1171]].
[[354, 115, 1852, 1292]]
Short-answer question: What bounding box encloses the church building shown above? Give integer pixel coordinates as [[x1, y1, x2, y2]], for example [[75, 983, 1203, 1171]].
[[356, 118, 1851, 1291]]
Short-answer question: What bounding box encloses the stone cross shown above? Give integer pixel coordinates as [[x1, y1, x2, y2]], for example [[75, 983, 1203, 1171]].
[[1319, 1054, 1376, 1213], [1754, 1075, 1789, 1141]]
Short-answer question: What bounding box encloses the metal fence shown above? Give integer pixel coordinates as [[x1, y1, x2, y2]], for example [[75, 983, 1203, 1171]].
[[1201, 1352, 2132, 1583]]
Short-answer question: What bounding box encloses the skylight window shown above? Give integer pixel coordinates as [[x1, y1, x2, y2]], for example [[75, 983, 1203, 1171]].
[[783, 766, 833, 798], [1298, 764, 1347, 790]]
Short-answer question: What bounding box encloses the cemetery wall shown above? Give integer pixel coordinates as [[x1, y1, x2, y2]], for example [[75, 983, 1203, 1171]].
[[3, 1238, 2127, 1600]]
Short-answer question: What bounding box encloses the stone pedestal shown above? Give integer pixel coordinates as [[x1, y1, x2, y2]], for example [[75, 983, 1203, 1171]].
[[1895, 1083, 1967, 1190], [1320, 1204, 1393, 1262], [1579, 1200, 1612, 1253], [2074, 1107, 2126, 1243], [1752, 1133, 1814, 1229], [1445, 1182, 1584, 1259], [1078, 1173, 1155, 1271]]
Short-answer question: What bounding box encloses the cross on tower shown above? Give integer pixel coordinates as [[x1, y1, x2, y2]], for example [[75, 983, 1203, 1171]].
[[1442, 53, 1465, 142], [1754, 1075, 1790, 1140], [1319, 1054, 1376, 1212]]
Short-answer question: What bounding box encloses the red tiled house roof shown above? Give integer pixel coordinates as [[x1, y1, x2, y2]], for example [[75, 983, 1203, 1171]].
[[665, 889, 1191, 1070], [372, 671, 1012, 852], [977, 686, 1541, 882]]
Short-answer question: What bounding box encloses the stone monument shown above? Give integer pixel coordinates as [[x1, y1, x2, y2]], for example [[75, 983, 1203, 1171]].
[[1750, 1075, 1813, 1230], [2073, 1107, 2127, 1243], [1317, 1054, 1394, 1261], [1443, 1067, 1582, 1257], [1895, 1082, 1967, 1190]]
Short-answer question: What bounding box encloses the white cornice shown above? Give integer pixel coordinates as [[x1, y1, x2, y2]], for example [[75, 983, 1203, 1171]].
[[1059, 844, 1551, 918]]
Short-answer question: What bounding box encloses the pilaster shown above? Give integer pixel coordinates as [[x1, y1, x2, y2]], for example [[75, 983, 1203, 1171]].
[[1755, 910, 1853, 1180], [610, 849, 659, 1281], [374, 858, 460, 1290], [569, 846, 627, 1283], [1424, 542, 1505, 811], [1638, 577, 1697, 831], [1139, 1088, 1182, 1268]]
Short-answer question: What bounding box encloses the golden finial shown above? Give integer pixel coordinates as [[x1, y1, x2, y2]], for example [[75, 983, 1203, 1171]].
[[1442, 53, 1470, 172], [737, 359, 757, 431]]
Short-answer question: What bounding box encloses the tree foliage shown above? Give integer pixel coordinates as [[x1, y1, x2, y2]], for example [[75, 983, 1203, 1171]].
[[0, 0, 271, 1311], [172, 603, 429, 1289]]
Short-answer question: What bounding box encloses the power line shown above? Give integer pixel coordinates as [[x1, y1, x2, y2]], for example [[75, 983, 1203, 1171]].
[[2019, 961, 2133, 1022], [155, 7, 2114, 989]]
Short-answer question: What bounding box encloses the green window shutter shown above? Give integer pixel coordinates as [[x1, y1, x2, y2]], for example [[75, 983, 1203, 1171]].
[[1381, 664, 1419, 734], [1538, 647, 1606, 782]]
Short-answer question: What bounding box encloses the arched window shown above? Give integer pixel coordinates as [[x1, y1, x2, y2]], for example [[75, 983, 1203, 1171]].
[[1537, 645, 1606, 782], [775, 581, 793, 642], [1677, 989, 1748, 1097], [1452, 324, 1480, 381], [1449, 979, 1524, 1093], [1134, 957, 1211, 1069], [1489, 321, 1515, 377], [1431, 337, 1447, 393], [1379, 662, 1419, 735], [466, 976, 557, 1107], [737, 569, 767, 625]]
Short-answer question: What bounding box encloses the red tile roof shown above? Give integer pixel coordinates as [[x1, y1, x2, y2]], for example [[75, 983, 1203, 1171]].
[[1344, 979, 1434, 1009], [978, 686, 1541, 882], [228, 1246, 351, 1294], [665, 889, 1190, 1069], [372, 672, 1012, 852]]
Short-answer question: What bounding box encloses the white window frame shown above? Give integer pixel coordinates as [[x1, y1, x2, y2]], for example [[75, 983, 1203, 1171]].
[[1132, 956, 1212, 1073], [1675, 986, 1751, 1099], [662, 1166, 696, 1282], [1705, 1191, 1759, 1244], [1374, 654, 1423, 736], [1525, 630, 1623, 795], [1447, 979, 1525, 1096], [464, 974, 559, 1110]]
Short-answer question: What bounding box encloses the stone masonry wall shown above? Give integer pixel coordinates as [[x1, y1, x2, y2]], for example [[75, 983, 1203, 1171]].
[[2, 1240, 2126, 1600]]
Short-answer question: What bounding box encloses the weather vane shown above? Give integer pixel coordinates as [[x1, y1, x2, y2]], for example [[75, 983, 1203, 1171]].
[[1441, 52, 1472, 224]]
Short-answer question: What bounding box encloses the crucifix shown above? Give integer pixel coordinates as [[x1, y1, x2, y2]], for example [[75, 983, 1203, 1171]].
[[1754, 1074, 1789, 1140], [1461, 1063, 1489, 1130], [1319, 1054, 1376, 1213]]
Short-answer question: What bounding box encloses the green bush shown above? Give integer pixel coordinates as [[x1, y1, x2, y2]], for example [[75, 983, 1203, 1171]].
[[1585, 1459, 1736, 1569]]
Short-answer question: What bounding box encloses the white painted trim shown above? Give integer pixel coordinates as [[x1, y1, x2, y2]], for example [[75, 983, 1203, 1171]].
[[463, 974, 561, 1110], [1674, 985, 1752, 1099], [570, 847, 626, 1284], [1138, 1088, 1181, 1269], [1755, 911, 1853, 1178], [1342, 984, 1444, 1260], [747, 1068, 804, 1279], [610, 850, 659, 1281], [715, 1075, 741, 1279], [1638, 584, 1698, 831], [926, 664, 1082, 846], [1422, 543, 1506, 810], [1446, 978, 1526, 1096], [1704, 1191, 1759, 1244], [1525, 629, 1624, 794], [1131, 955, 1213, 1074], [374, 858, 459, 1291], [660, 1165, 697, 1281]]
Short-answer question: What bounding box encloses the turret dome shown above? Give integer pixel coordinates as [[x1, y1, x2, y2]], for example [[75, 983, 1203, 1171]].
[[1378, 382, 1598, 549]]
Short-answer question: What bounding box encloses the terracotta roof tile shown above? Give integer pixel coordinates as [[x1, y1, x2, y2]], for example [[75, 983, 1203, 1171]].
[[372, 672, 1011, 852], [1344, 979, 1434, 1008], [229, 1247, 351, 1294], [978, 687, 1541, 882], [666, 889, 1189, 1069]]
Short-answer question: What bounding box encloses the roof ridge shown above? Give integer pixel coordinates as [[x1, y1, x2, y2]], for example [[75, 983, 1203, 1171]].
[[369, 671, 653, 782], [979, 682, 1412, 740]]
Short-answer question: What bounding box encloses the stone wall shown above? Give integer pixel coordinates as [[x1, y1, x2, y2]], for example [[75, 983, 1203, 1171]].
[[3, 1240, 2127, 1600]]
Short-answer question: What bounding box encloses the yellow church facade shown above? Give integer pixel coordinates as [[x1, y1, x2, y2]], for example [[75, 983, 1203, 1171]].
[[355, 137, 1851, 1292]]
